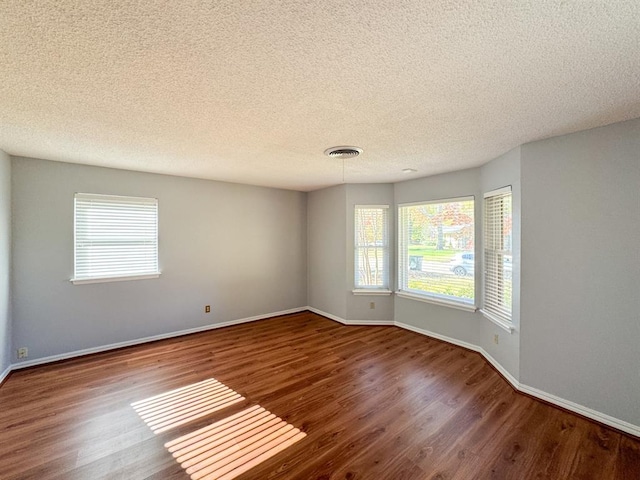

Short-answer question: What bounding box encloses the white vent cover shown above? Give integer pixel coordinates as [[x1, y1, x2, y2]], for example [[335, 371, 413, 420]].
[[324, 146, 363, 158]]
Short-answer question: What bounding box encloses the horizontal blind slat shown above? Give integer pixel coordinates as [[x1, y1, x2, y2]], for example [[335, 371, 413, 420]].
[[355, 206, 389, 288], [483, 190, 512, 322], [75, 193, 158, 280]]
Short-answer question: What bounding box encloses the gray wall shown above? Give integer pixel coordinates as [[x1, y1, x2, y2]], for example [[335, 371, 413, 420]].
[[479, 147, 521, 378], [346, 184, 395, 322], [5, 117, 639, 431], [393, 168, 482, 347], [307, 183, 396, 323], [392, 153, 522, 381], [0, 151, 11, 375], [307, 185, 347, 319], [520, 118, 640, 426], [11, 157, 307, 362]]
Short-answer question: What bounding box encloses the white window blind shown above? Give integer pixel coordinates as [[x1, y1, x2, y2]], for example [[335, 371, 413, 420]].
[[483, 187, 512, 323], [398, 197, 475, 306], [354, 206, 389, 289], [73, 193, 159, 284]]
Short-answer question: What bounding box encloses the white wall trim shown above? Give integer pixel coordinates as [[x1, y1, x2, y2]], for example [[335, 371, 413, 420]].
[[480, 309, 515, 333], [393, 320, 639, 438], [306, 307, 394, 326], [307, 307, 347, 324], [10, 306, 308, 370], [518, 384, 640, 438], [0, 364, 11, 385], [4, 307, 638, 438], [480, 348, 521, 390], [394, 321, 482, 354], [351, 289, 393, 296], [395, 321, 521, 388], [344, 319, 395, 326]]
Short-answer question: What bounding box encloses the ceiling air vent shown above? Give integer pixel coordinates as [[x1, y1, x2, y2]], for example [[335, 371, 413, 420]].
[[324, 146, 363, 158]]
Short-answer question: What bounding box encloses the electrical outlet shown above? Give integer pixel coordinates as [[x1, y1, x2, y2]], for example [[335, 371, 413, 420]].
[[369, 302, 375, 309], [493, 334, 499, 345], [17, 347, 28, 359], [205, 305, 211, 313]]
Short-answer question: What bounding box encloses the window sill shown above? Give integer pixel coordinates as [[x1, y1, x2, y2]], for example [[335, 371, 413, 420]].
[[480, 309, 515, 333], [352, 289, 393, 296], [71, 273, 161, 285], [395, 291, 477, 312]]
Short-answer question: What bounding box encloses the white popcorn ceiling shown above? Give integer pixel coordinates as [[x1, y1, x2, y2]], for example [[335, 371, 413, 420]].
[[1, 1, 639, 191]]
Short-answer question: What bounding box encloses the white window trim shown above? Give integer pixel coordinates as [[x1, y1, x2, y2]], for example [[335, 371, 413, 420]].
[[72, 193, 160, 284], [480, 309, 515, 333], [398, 195, 475, 208], [397, 196, 475, 310], [71, 273, 160, 285], [483, 186, 512, 198], [482, 185, 513, 327], [354, 204, 390, 290], [351, 288, 393, 295]]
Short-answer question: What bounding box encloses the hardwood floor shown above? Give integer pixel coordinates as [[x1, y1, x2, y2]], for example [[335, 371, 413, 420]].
[[1, 312, 638, 479]]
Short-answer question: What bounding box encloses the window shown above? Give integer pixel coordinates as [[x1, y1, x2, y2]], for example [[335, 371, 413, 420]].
[[354, 205, 389, 290], [482, 187, 513, 325], [73, 193, 160, 284], [398, 197, 475, 308]]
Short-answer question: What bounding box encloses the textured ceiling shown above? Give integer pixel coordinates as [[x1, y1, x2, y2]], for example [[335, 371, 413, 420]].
[[1, 1, 639, 191]]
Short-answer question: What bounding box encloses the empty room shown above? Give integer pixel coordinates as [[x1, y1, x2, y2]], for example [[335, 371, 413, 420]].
[[0, 1, 639, 479]]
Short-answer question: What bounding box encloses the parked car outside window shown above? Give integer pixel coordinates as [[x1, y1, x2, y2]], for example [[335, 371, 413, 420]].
[[449, 252, 512, 277], [449, 252, 475, 276]]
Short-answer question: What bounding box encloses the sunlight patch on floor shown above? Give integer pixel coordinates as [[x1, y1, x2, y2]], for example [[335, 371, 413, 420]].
[[165, 405, 306, 480], [132, 378, 244, 433]]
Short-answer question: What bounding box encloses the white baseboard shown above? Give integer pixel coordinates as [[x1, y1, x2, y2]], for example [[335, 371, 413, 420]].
[[394, 321, 482, 354], [393, 320, 639, 438], [395, 321, 521, 389], [11, 306, 308, 370], [306, 307, 346, 324], [0, 363, 11, 385], [5, 307, 638, 438], [480, 348, 521, 390], [518, 384, 640, 438], [306, 307, 394, 326]]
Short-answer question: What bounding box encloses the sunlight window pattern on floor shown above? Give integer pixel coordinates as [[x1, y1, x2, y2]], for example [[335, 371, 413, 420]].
[[131, 378, 244, 434], [165, 405, 306, 480]]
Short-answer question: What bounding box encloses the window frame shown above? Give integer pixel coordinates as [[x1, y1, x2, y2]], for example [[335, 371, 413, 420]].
[[481, 186, 514, 331], [71, 193, 161, 285], [397, 196, 476, 310], [353, 205, 391, 293]]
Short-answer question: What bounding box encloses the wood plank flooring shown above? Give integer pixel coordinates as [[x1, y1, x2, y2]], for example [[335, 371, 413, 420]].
[[0, 312, 638, 479]]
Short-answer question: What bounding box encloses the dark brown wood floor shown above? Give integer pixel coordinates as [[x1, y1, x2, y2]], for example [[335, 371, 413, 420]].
[[1, 312, 638, 479]]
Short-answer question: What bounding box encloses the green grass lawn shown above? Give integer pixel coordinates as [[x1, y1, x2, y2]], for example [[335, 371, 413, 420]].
[[408, 277, 474, 300], [406, 245, 475, 301], [408, 246, 457, 263]]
